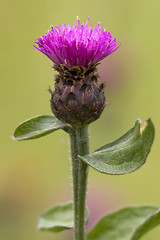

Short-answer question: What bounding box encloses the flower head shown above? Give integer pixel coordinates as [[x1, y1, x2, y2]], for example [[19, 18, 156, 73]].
[[34, 18, 119, 126], [34, 17, 119, 68]]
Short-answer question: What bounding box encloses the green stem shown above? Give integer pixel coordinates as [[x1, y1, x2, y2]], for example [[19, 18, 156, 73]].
[[69, 126, 89, 240], [70, 127, 79, 234]]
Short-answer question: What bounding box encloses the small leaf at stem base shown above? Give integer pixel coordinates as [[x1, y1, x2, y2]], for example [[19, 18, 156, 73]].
[[38, 202, 89, 233], [79, 119, 154, 175]]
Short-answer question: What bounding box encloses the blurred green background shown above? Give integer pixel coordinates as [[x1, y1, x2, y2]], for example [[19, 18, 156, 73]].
[[1, 0, 160, 239]]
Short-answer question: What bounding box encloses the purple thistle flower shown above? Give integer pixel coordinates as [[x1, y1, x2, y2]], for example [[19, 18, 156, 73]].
[[34, 18, 119, 126], [34, 17, 119, 68]]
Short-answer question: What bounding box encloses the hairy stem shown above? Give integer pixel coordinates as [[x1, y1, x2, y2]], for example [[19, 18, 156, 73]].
[[70, 126, 89, 240]]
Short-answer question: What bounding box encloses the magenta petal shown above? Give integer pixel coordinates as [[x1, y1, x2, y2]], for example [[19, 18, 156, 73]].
[[34, 18, 119, 67]]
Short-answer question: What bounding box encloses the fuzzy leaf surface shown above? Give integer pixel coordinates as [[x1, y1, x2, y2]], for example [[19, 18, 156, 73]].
[[13, 115, 68, 141], [38, 202, 89, 233], [79, 119, 154, 175], [87, 206, 160, 240]]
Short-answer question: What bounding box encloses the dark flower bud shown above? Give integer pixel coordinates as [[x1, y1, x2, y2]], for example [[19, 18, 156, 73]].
[[50, 64, 105, 126]]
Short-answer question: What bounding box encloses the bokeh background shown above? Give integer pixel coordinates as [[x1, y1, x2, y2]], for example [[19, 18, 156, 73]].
[[1, 0, 160, 239]]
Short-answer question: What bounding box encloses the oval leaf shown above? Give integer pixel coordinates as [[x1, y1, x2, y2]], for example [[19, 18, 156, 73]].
[[13, 115, 69, 141], [38, 202, 89, 233], [87, 206, 160, 240], [132, 208, 160, 240], [79, 119, 154, 175]]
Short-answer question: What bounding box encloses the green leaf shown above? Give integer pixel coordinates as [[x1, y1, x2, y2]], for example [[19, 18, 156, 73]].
[[131, 208, 160, 240], [38, 202, 89, 233], [13, 115, 69, 141], [79, 119, 154, 175], [87, 206, 160, 240]]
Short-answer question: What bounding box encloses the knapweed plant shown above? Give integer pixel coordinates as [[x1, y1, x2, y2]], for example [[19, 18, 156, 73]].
[[13, 18, 160, 240]]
